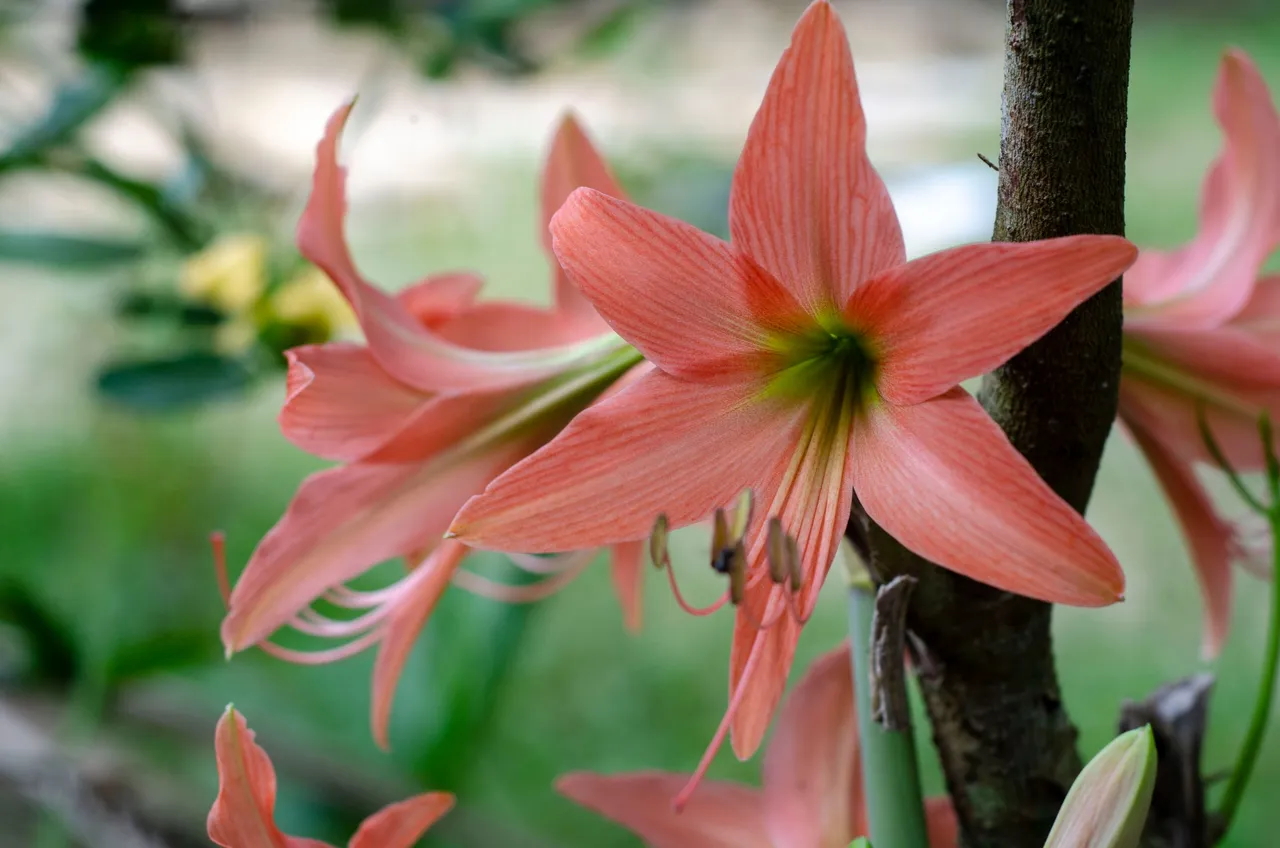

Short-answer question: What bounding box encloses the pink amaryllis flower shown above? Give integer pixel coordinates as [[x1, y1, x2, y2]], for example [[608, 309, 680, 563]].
[[1119, 49, 1280, 657], [208, 706, 453, 848], [451, 0, 1134, 800], [217, 103, 647, 747], [558, 644, 957, 848]]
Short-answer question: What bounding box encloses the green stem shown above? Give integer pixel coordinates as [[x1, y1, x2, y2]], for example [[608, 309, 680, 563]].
[[1216, 416, 1280, 835], [847, 579, 929, 848]]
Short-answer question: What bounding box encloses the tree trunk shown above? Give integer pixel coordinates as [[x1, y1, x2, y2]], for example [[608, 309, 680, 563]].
[[848, 1, 1135, 845]]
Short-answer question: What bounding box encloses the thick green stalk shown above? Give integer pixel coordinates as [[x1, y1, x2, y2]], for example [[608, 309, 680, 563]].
[[847, 577, 929, 848]]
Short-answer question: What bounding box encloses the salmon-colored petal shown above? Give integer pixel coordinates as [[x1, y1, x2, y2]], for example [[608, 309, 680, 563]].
[[1117, 374, 1279, 471], [451, 369, 803, 553], [370, 541, 469, 748], [728, 605, 803, 762], [280, 344, 428, 462], [1129, 324, 1280, 392], [858, 236, 1138, 406], [549, 189, 809, 381], [1232, 273, 1280, 338], [298, 102, 605, 393], [925, 797, 959, 848], [556, 772, 771, 848], [1126, 51, 1280, 325], [222, 446, 525, 653], [609, 540, 645, 632], [395, 273, 483, 328], [729, 0, 903, 314], [1126, 421, 1234, 657], [542, 113, 622, 333], [208, 707, 295, 848], [433, 301, 592, 350], [725, 381, 858, 760], [762, 643, 857, 848], [852, 388, 1125, 607], [347, 793, 454, 848]]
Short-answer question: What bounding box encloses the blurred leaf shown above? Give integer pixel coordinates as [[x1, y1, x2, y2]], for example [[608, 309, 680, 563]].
[[79, 156, 207, 249], [0, 65, 124, 167], [410, 554, 540, 789], [0, 230, 143, 268], [0, 582, 78, 685], [96, 352, 254, 411], [117, 291, 225, 326], [110, 627, 221, 684], [575, 1, 646, 59]]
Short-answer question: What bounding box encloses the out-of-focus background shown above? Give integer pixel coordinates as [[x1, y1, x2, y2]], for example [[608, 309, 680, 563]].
[[1, 0, 1278, 845]]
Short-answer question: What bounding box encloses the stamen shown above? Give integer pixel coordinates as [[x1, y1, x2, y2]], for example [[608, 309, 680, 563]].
[[210, 532, 231, 606], [287, 605, 389, 639], [766, 518, 789, 585], [323, 583, 404, 609], [255, 628, 386, 665], [663, 561, 731, 616], [451, 551, 593, 603], [730, 489, 754, 540], [650, 513, 670, 569], [672, 628, 767, 811], [787, 534, 803, 594], [711, 508, 730, 566], [508, 551, 590, 575], [727, 540, 748, 605]]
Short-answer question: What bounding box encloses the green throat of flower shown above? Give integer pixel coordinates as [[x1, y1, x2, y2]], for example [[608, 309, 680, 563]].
[[764, 321, 879, 413]]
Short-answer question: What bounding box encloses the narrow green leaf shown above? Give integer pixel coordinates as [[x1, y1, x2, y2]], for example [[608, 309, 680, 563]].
[[0, 65, 123, 166], [0, 230, 143, 269], [96, 352, 253, 411]]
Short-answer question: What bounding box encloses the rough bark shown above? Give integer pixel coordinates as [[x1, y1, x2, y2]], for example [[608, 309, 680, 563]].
[[847, 1, 1134, 845]]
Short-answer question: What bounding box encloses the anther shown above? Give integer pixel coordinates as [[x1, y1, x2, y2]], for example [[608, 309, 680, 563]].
[[727, 540, 747, 606], [766, 518, 789, 585], [650, 513, 670, 569]]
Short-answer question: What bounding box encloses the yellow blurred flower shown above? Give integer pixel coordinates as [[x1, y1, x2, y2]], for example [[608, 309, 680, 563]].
[[266, 265, 357, 340], [180, 234, 268, 314]]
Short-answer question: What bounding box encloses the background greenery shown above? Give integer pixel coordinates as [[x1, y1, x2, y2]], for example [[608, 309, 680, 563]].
[[2, 1, 1279, 845]]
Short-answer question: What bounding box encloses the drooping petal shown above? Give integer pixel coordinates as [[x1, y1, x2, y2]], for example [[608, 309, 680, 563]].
[[729, 0, 904, 313], [1232, 274, 1280, 339], [550, 189, 810, 381], [223, 445, 525, 653], [1125, 51, 1280, 325], [450, 369, 804, 553], [925, 798, 960, 848], [1128, 324, 1280, 393], [394, 272, 483, 328], [280, 344, 428, 462], [208, 707, 292, 848], [609, 540, 646, 632], [433, 301, 594, 351], [1117, 372, 1278, 471], [762, 643, 858, 848], [370, 541, 469, 748], [541, 112, 623, 331], [852, 387, 1125, 607], [858, 236, 1138, 406], [1125, 420, 1234, 657], [556, 772, 772, 848], [298, 102, 608, 393], [347, 793, 454, 848]]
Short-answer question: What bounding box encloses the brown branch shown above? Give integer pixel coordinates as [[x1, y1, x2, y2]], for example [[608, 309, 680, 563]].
[[849, 1, 1134, 845]]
